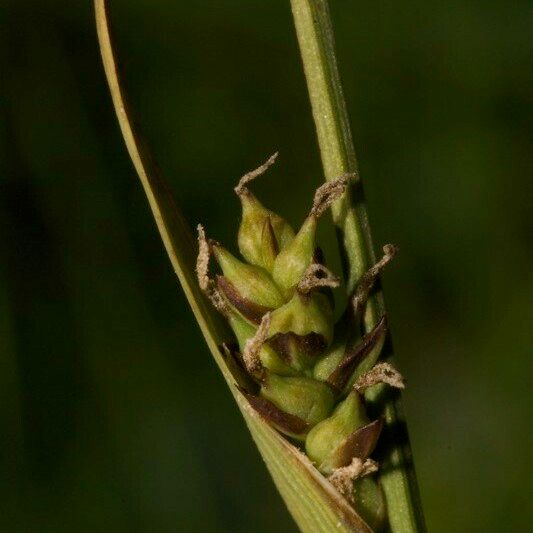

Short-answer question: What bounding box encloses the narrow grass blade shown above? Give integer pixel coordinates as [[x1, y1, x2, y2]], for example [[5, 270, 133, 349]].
[[94, 1, 373, 530]]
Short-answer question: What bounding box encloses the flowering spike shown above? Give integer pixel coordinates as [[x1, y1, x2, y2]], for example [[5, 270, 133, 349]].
[[197, 159, 403, 513]]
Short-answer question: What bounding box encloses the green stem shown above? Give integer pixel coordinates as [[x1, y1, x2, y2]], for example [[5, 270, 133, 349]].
[[289, 1, 426, 531]]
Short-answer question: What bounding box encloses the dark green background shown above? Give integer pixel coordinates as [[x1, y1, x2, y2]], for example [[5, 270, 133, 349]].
[[2, 1, 531, 531]]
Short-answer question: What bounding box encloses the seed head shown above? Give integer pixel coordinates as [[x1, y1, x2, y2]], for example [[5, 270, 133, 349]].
[[197, 157, 403, 514]]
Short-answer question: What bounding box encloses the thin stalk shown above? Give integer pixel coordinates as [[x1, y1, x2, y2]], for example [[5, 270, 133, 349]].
[[289, 1, 426, 531]]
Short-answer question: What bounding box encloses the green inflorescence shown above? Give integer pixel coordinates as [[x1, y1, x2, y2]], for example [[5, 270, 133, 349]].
[[197, 154, 404, 530]]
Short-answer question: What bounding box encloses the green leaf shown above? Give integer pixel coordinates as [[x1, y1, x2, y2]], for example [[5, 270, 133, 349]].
[[94, 1, 373, 530]]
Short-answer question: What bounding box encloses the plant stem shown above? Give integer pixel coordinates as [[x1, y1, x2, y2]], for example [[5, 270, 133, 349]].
[[289, 1, 426, 531]]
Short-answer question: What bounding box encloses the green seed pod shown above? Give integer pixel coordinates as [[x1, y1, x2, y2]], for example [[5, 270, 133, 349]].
[[272, 175, 351, 297], [305, 391, 368, 472], [267, 292, 334, 370], [269, 292, 333, 344], [216, 276, 270, 325], [234, 153, 295, 271], [311, 303, 352, 382], [313, 322, 349, 383], [321, 418, 383, 474], [227, 311, 296, 376], [353, 477, 387, 532], [260, 373, 335, 433], [212, 243, 285, 310], [272, 216, 317, 297], [238, 193, 295, 272], [313, 340, 346, 383]]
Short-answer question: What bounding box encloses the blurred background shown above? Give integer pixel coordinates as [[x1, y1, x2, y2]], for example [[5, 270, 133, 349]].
[[1, 0, 531, 531]]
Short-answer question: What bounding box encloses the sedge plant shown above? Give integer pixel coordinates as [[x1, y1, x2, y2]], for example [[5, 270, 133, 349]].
[[95, 0, 425, 531]]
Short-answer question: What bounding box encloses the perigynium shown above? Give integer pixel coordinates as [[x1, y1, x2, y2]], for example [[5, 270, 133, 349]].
[[196, 155, 404, 531]]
